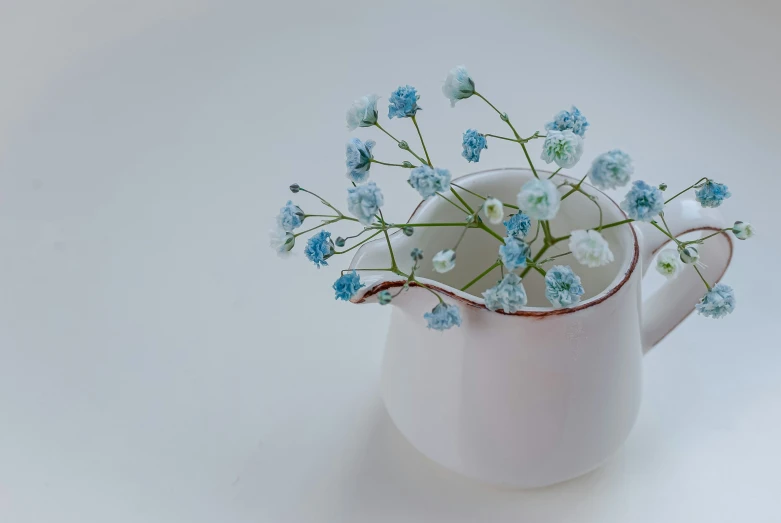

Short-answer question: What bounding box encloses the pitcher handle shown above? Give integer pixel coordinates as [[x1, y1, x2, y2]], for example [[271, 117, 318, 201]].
[[634, 199, 734, 353]]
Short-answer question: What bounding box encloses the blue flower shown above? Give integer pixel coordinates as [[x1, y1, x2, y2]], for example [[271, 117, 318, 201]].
[[305, 230, 334, 268], [588, 149, 634, 190], [545, 106, 589, 137], [346, 94, 379, 130], [695, 180, 731, 208], [388, 85, 420, 119], [345, 138, 376, 183], [276, 200, 304, 232], [499, 236, 530, 270], [333, 271, 364, 301], [517, 179, 561, 220], [540, 130, 584, 169], [461, 129, 487, 162], [347, 181, 384, 226], [503, 212, 531, 239], [696, 283, 735, 319], [545, 265, 585, 308], [482, 273, 528, 313], [424, 303, 462, 331], [408, 165, 452, 199], [621, 180, 665, 222], [442, 66, 475, 106]]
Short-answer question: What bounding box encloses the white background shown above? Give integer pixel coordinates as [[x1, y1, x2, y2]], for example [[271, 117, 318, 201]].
[[1, 1, 779, 522]]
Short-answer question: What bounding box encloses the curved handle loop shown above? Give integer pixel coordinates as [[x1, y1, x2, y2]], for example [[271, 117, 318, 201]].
[[634, 199, 733, 353]]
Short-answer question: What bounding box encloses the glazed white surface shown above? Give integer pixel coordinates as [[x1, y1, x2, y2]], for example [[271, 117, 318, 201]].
[[0, 1, 778, 522]]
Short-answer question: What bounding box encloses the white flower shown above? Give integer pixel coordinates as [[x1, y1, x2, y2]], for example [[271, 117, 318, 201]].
[[432, 249, 456, 273], [568, 230, 614, 268], [346, 94, 379, 130], [655, 249, 681, 279], [269, 226, 295, 258], [540, 130, 584, 169], [482, 197, 504, 224], [517, 179, 561, 220], [732, 221, 755, 240], [442, 65, 475, 107]]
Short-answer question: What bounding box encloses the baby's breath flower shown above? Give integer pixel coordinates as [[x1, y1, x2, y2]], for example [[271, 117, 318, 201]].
[[732, 221, 755, 240], [276, 200, 304, 232], [333, 271, 364, 301], [545, 265, 584, 308], [461, 129, 487, 162], [378, 290, 393, 305], [499, 236, 530, 270], [410, 248, 424, 261], [424, 303, 462, 331], [695, 180, 731, 208], [503, 212, 532, 239], [408, 166, 451, 199], [388, 85, 420, 119], [545, 106, 589, 137], [517, 179, 561, 220], [345, 138, 376, 183], [482, 273, 527, 313], [587, 150, 634, 190], [305, 230, 334, 268], [620, 180, 664, 222], [568, 230, 614, 268], [347, 182, 384, 226], [346, 94, 379, 130], [655, 249, 681, 279], [432, 249, 456, 273], [269, 226, 295, 257], [482, 197, 504, 224], [696, 283, 735, 319], [442, 66, 475, 106], [540, 130, 584, 169]]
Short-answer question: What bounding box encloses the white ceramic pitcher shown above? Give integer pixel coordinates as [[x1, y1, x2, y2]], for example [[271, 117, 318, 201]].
[[349, 168, 732, 488]]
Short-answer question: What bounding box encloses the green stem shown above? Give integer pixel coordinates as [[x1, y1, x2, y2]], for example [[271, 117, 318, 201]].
[[693, 264, 712, 291], [461, 260, 501, 291], [664, 177, 709, 204], [374, 122, 428, 165], [560, 173, 589, 200], [378, 209, 397, 270], [341, 267, 395, 274], [651, 220, 677, 243], [294, 217, 342, 237], [686, 228, 731, 243], [484, 133, 519, 142], [384, 222, 471, 228], [478, 222, 505, 243], [473, 91, 539, 179], [451, 183, 520, 209], [547, 167, 563, 179], [371, 159, 414, 168], [297, 187, 343, 216], [553, 218, 633, 243], [436, 192, 469, 214], [410, 115, 432, 166], [333, 230, 384, 254], [303, 214, 340, 219], [520, 243, 551, 277], [531, 265, 547, 277], [449, 186, 475, 214], [413, 280, 444, 303]]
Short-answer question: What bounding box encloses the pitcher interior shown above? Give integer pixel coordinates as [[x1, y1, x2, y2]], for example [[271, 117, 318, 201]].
[[402, 170, 635, 308]]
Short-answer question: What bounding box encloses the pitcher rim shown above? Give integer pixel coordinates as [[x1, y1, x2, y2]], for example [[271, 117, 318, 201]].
[[353, 168, 640, 317]]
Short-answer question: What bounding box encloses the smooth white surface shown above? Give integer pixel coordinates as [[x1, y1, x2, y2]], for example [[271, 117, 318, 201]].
[[0, 1, 779, 522]]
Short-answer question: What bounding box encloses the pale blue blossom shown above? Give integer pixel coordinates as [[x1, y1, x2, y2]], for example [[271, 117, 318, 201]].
[[346, 94, 379, 130], [305, 230, 334, 268], [541, 130, 584, 168], [621, 180, 665, 222], [545, 265, 585, 308], [499, 236, 530, 270], [696, 283, 735, 319], [333, 271, 364, 301], [462, 129, 487, 162], [424, 303, 462, 331], [269, 226, 295, 257], [345, 138, 376, 183], [378, 290, 393, 305], [695, 180, 731, 208], [482, 273, 527, 313], [545, 106, 589, 137], [408, 166, 451, 199], [442, 65, 475, 106], [388, 85, 420, 119], [503, 212, 531, 239], [276, 200, 304, 232], [347, 181, 384, 225], [588, 150, 634, 190], [517, 179, 561, 220], [568, 230, 614, 268], [732, 221, 755, 240]]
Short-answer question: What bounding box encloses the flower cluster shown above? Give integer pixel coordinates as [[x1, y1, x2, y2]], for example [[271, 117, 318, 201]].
[[271, 65, 751, 332]]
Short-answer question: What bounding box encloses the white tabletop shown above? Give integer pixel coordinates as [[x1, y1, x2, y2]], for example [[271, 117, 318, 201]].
[[1, 1, 779, 521]]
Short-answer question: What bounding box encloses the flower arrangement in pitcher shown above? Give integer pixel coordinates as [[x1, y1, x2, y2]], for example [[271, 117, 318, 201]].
[[270, 66, 754, 331]]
